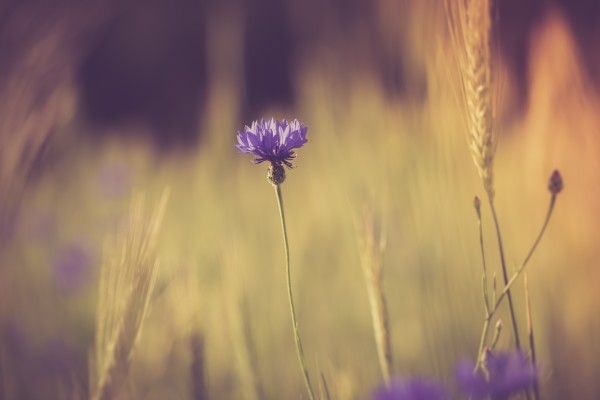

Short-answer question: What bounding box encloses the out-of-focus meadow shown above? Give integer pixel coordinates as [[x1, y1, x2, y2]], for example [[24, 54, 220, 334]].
[[1, 0, 600, 399]]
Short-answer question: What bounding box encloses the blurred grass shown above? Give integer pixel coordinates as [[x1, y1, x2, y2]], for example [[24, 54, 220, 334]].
[[2, 3, 600, 400]]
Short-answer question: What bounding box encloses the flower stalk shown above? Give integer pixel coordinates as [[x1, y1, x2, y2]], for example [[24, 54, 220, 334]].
[[474, 171, 562, 371], [274, 183, 315, 400], [236, 117, 313, 398]]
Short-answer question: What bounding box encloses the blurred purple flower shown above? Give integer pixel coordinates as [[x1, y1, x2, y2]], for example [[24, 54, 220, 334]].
[[457, 350, 538, 400], [53, 244, 93, 292], [3, 322, 83, 384], [236, 118, 308, 168], [373, 377, 447, 400]]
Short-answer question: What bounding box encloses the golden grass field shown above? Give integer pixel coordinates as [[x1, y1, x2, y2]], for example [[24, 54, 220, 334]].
[[1, 2, 600, 399]]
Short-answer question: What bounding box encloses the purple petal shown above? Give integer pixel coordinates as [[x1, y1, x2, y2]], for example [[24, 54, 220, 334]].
[[235, 117, 308, 168], [457, 351, 538, 400], [373, 378, 447, 400]]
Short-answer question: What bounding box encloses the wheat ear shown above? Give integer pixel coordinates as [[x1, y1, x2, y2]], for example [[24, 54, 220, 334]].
[[446, 0, 496, 199], [354, 209, 393, 385], [91, 189, 169, 400]]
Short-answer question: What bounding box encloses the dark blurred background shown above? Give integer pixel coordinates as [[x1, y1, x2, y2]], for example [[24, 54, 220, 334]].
[[2, 0, 600, 148]]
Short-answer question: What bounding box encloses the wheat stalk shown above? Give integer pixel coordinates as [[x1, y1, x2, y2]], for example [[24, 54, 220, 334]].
[[446, 0, 497, 199], [353, 209, 393, 385], [91, 189, 169, 400]]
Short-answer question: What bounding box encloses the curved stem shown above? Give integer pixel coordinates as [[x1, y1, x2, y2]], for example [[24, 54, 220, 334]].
[[488, 198, 521, 349], [475, 194, 557, 374], [493, 195, 557, 310], [521, 196, 556, 273], [274, 184, 315, 400]]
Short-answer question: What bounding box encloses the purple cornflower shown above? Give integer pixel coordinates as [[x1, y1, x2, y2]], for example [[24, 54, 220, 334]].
[[457, 350, 538, 400], [236, 118, 308, 169], [373, 377, 447, 400]]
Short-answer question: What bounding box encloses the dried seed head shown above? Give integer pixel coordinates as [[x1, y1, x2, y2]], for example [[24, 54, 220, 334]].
[[548, 170, 563, 195], [267, 162, 286, 186]]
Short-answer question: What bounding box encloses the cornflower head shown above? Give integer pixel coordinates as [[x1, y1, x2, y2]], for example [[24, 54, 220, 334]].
[[457, 350, 538, 400], [236, 118, 308, 185]]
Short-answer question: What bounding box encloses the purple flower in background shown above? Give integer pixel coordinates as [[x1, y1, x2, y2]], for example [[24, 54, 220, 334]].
[[53, 244, 93, 293], [236, 118, 308, 168], [457, 350, 538, 400], [373, 377, 447, 400]]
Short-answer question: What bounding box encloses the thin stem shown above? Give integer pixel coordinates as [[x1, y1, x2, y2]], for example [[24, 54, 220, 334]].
[[474, 197, 491, 371], [274, 184, 315, 400], [525, 274, 541, 400], [493, 195, 557, 310], [475, 194, 557, 373], [521, 196, 556, 273], [488, 198, 521, 349], [319, 372, 332, 400], [476, 199, 490, 314], [474, 316, 491, 372]]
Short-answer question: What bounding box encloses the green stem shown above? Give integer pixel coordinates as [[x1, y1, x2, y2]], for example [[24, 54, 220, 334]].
[[525, 274, 541, 400], [493, 195, 557, 311], [474, 315, 491, 372], [475, 194, 557, 373], [474, 198, 490, 371], [488, 198, 521, 349], [521, 195, 556, 273], [476, 201, 490, 314], [274, 184, 315, 400]]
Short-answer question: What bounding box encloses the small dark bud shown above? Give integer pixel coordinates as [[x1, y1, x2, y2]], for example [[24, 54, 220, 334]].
[[548, 170, 563, 195], [473, 196, 481, 214], [267, 162, 286, 186]]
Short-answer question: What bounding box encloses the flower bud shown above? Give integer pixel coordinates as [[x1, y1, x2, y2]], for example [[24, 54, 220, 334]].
[[548, 170, 563, 195], [473, 196, 481, 217], [268, 162, 286, 186]]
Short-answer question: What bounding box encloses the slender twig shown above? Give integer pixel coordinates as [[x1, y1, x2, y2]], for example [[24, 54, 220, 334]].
[[488, 198, 521, 349], [474, 196, 491, 370], [525, 274, 540, 400], [474, 197, 490, 315], [319, 371, 332, 400], [274, 184, 315, 400], [475, 193, 557, 371], [474, 317, 492, 372], [493, 195, 557, 310]]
